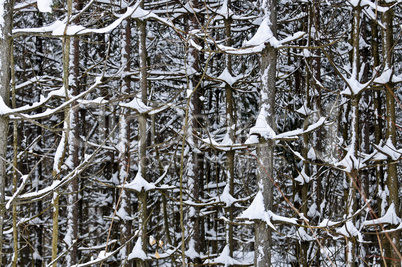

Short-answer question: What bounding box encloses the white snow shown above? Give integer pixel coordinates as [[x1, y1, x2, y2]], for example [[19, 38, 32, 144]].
[[185, 239, 200, 259], [334, 138, 362, 172], [0, 0, 5, 37], [373, 137, 402, 161], [246, 109, 276, 143], [78, 97, 105, 106], [238, 192, 266, 221], [15, 2, 172, 36], [318, 219, 339, 227], [336, 221, 361, 239], [280, 31, 305, 45], [189, 39, 202, 51], [72, 250, 113, 266], [276, 117, 326, 139], [217, 68, 242, 87], [52, 23, 86, 36], [246, 116, 325, 144], [0, 96, 12, 114], [374, 68, 392, 84], [297, 228, 314, 242], [307, 203, 320, 218], [37, 0, 52, 13], [18, 180, 61, 200], [238, 191, 297, 229], [201, 134, 245, 151], [116, 204, 132, 221], [216, 0, 233, 19], [307, 147, 317, 160], [341, 76, 370, 95], [53, 129, 66, 175], [295, 102, 313, 116]]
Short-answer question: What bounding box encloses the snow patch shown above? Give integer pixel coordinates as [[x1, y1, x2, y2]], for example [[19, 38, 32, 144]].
[[125, 169, 156, 192], [211, 245, 241, 265], [294, 167, 310, 185], [238, 191, 297, 228], [120, 97, 152, 113], [243, 17, 279, 48]]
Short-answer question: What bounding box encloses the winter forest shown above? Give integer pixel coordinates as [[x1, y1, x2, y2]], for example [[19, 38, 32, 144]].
[[1, 0, 402, 266]]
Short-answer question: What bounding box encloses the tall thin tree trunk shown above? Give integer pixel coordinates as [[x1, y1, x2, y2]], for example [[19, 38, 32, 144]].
[[382, 3, 400, 264], [255, 1, 277, 266]]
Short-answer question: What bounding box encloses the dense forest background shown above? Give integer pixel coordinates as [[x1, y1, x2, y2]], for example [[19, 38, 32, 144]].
[[0, 0, 402, 266]]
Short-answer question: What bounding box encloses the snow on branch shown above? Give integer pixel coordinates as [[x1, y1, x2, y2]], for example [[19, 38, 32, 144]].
[[216, 67, 244, 87], [124, 169, 156, 192], [373, 68, 402, 84], [237, 191, 298, 229], [120, 97, 152, 113], [15, 118, 111, 203], [128, 237, 149, 260]]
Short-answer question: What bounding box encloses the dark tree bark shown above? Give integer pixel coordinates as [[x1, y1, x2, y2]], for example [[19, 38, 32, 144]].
[[255, 1, 277, 266]]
